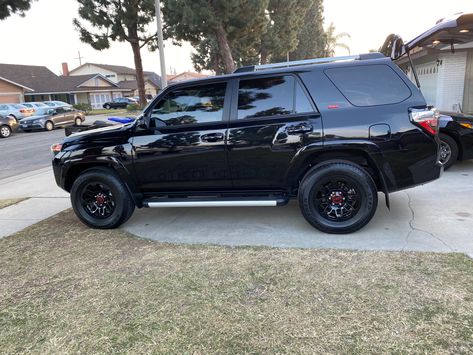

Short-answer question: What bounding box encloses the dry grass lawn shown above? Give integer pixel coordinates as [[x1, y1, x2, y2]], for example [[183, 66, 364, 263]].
[[0, 198, 27, 210], [1, 210, 473, 354]]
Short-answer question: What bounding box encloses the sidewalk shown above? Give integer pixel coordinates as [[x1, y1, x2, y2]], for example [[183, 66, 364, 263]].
[[0, 167, 71, 238]]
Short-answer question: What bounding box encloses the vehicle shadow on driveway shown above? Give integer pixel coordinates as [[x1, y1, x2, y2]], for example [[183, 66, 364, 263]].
[[123, 161, 473, 253]]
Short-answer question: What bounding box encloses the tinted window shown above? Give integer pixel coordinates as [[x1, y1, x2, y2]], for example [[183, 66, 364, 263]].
[[238, 76, 294, 119], [295, 81, 314, 113], [151, 82, 226, 126], [325, 65, 411, 106]]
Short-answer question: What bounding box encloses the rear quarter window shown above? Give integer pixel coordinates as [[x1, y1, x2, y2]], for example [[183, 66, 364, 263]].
[[325, 65, 411, 106]]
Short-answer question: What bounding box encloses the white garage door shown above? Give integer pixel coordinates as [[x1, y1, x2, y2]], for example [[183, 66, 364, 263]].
[[416, 62, 438, 106], [90, 93, 111, 109]]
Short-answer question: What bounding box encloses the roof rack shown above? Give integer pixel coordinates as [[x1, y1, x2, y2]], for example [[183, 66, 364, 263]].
[[233, 52, 385, 73]]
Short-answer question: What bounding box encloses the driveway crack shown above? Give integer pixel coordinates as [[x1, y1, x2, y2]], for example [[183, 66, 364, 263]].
[[403, 191, 454, 252]]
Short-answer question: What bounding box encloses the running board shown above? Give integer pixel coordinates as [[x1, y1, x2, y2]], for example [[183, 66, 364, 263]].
[[143, 196, 288, 208]]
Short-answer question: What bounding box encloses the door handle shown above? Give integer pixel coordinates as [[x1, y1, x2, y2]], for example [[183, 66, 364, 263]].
[[201, 132, 225, 142], [286, 123, 313, 135]]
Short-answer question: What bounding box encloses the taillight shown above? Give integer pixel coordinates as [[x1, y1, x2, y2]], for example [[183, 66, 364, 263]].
[[19, 109, 26, 113], [409, 108, 439, 136]]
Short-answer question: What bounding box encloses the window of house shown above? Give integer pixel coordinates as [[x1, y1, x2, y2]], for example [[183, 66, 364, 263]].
[[237, 75, 315, 119], [150, 82, 227, 126]]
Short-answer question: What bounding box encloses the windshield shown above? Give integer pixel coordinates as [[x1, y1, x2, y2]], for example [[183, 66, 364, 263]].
[[36, 108, 55, 115]]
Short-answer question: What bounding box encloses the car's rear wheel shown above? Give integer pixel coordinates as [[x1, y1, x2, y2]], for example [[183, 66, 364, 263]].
[[71, 168, 135, 229], [439, 133, 458, 170], [298, 161, 378, 234], [0, 125, 11, 138], [45, 120, 54, 131], [75, 117, 82, 126], [104, 104, 111, 109]]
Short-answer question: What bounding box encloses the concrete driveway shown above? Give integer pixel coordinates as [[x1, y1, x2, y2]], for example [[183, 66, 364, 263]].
[[123, 160, 473, 254]]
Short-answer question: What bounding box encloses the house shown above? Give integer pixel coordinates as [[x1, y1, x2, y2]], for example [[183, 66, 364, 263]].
[[0, 76, 33, 103], [69, 63, 161, 98], [167, 71, 209, 83], [397, 43, 473, 113], [0, 63, 130, 109]]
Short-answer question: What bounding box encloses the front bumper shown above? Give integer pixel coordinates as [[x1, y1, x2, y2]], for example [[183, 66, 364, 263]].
[[19, 121, 45, 130]]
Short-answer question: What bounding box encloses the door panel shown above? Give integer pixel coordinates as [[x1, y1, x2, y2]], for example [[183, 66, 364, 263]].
[[132, 81, 232, 193], [227, 75, 323, 189]]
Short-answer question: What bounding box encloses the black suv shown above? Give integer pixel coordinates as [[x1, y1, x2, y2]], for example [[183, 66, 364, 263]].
[[52, 53, 441, 234]]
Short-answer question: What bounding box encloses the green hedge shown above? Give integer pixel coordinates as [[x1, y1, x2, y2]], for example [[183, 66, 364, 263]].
[[73, 103, 92, 113]]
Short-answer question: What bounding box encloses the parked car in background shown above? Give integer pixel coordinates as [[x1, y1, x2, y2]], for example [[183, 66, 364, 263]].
[[437, 112, 473, 169], [0, 114, 19, 138], [0, 103, 34, 121], [103, 97, 138, 109], [53, 52, 442, 234], [20, 106, 85, 131], [22, 102, 48, 110], [44, 101, 72, 108]]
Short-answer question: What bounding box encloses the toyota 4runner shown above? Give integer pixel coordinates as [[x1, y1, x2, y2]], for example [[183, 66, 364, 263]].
[[52, 53, 442, 234]]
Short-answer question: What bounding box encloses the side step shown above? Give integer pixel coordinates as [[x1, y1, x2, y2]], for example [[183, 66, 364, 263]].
[[143, 196, 289, 208]]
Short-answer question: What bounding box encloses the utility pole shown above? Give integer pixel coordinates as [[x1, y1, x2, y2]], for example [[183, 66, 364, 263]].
[[155, 0, 167, 89]]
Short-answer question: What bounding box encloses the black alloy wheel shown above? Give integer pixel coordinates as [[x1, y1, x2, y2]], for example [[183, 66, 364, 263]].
[[81, 182, 116, 219], [298, 161, 378, 234], [71, 168, 135, 229]]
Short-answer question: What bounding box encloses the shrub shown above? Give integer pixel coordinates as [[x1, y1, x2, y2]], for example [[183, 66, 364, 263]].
[[73, 103, 92, 113], [126, 103, 140, 112]]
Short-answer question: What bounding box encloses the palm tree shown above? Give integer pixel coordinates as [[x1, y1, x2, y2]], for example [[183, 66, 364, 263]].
[[324, 22, 351, 57]]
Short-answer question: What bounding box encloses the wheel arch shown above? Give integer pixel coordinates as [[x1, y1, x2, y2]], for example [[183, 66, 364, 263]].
[[288, 147, 391, 208], [63, 160, 142, 207]]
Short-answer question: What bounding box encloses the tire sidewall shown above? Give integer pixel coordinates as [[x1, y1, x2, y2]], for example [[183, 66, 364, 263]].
[[299, 163, 378, 234], [71, 170, 131, 229]]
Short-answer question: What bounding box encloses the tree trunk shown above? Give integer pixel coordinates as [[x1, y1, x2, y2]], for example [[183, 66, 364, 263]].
[[129, 29, 147, 108], [214, 22, 235, 74]]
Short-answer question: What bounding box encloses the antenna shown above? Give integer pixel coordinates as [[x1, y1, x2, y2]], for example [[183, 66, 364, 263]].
[[75, 51, 84, 66]]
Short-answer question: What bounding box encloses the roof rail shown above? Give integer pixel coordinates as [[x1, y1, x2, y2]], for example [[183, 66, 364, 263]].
[[233, 52, 385, 73]]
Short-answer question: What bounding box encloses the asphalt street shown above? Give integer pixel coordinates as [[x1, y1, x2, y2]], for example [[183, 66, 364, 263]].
[[0, 115, 110, 180]]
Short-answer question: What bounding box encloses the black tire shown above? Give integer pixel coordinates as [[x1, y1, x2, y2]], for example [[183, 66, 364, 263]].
[[439, 133, 458, 170], [45, 120, 54, 131], [75, 117, 82, 126], [70, 168, 135, 229], [0, 125, 11, 138], [298, 161, 378, 234]]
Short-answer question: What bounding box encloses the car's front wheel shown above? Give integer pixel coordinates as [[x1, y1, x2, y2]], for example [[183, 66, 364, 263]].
[[0, 125, 11, 138], [71, 168, 135, 229], [298, 161, 378, 234], [75, 117, 82, 126]]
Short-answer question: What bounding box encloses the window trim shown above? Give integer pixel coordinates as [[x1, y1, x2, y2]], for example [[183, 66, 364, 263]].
[[146, 79, 231, 128], [230, 73, 318, 122]]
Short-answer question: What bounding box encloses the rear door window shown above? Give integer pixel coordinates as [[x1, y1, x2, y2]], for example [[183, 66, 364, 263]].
[[325, 65, 411, 106], [237, 75, 315, 119]]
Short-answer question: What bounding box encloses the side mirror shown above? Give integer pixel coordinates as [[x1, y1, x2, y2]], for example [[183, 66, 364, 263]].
[[136, 114, 148, 129]]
